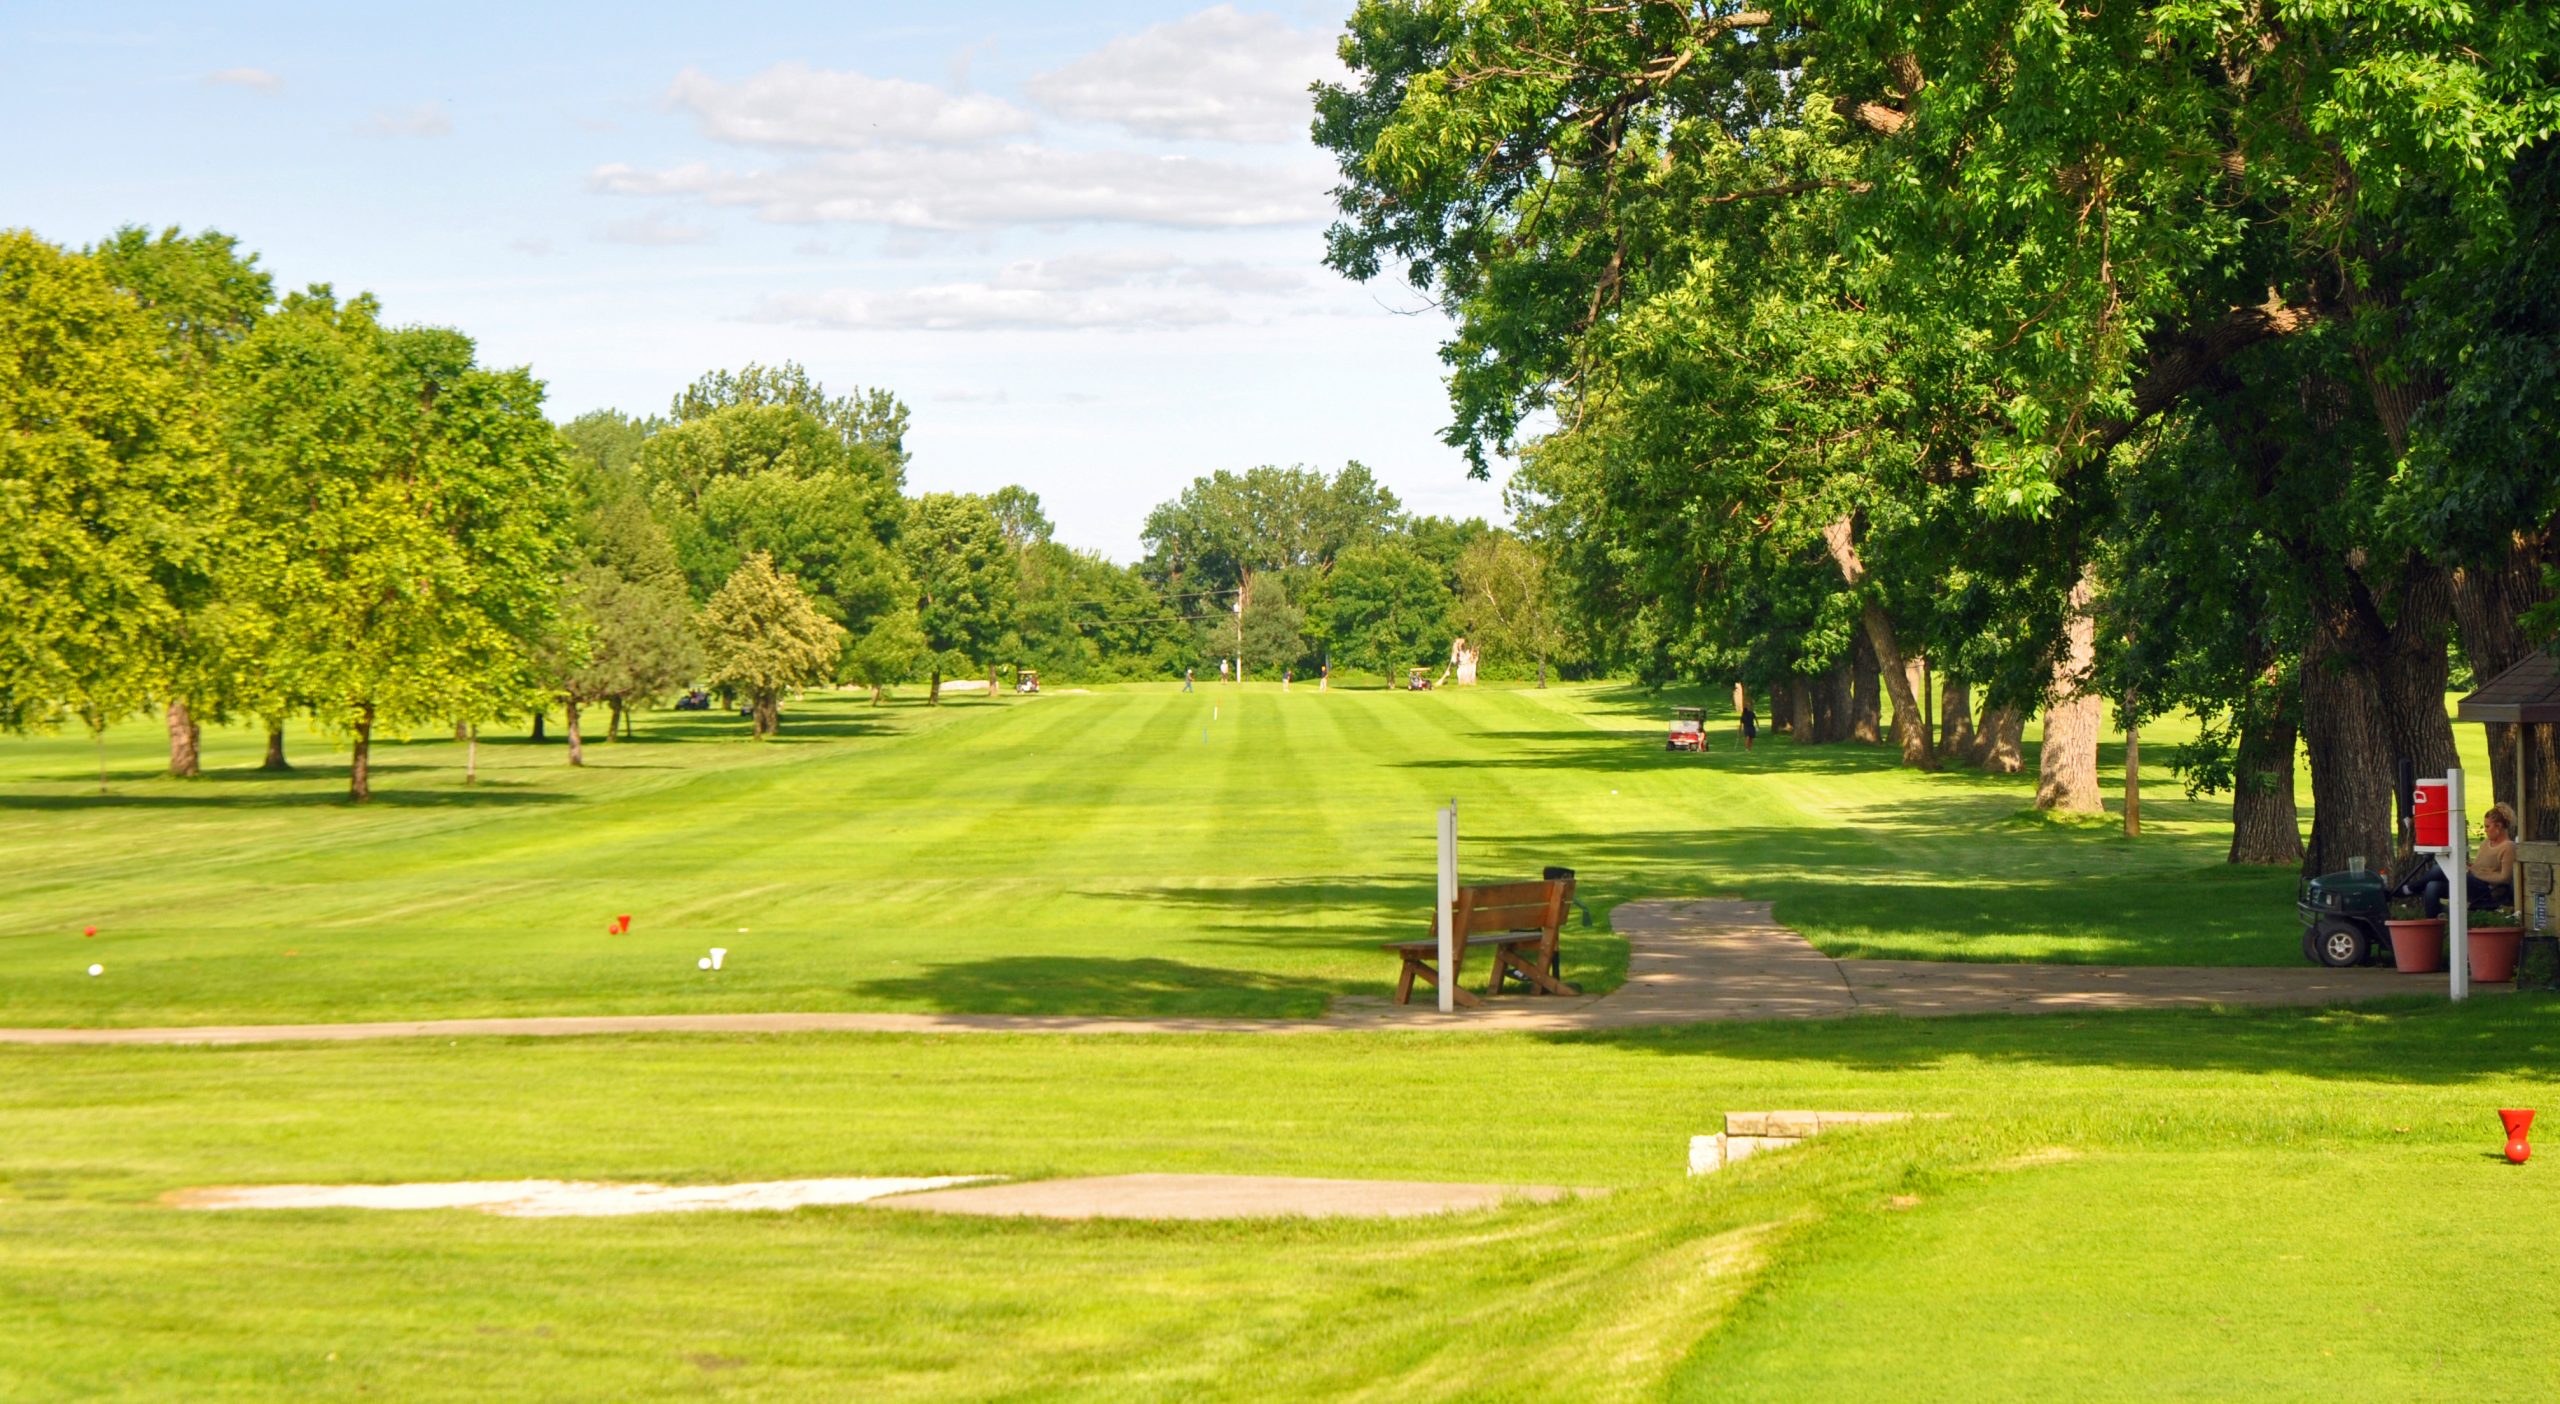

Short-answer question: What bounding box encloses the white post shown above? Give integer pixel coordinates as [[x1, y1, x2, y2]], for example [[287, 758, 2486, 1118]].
[[1436, 800, 1459, 1013], [2449, 767, 2470, 1002]]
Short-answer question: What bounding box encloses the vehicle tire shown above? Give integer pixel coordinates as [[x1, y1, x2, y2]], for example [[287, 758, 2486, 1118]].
[[2301, 926, 2323, 965], [2312, 919, 2371, 969]]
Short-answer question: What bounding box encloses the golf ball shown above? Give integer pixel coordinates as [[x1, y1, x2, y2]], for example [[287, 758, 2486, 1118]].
[[698, 956, 712, 970], [87, 964, 102, 977]]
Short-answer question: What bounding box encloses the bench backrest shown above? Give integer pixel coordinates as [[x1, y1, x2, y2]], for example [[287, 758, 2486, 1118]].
[[1450, 879, 1572, 939]]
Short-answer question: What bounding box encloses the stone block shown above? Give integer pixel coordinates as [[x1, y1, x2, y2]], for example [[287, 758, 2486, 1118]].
[[1763, 1110, 1823, 1138], [1723, 1111, 1766, 1136], [1687, 1134, 1725, 1176]]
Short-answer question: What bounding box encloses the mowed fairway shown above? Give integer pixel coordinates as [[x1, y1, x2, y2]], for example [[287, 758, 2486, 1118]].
[[0, 682, 2493, 1028]]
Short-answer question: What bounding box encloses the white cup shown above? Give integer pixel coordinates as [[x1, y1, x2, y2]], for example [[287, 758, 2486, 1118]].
[[709, 947, 727, 970]]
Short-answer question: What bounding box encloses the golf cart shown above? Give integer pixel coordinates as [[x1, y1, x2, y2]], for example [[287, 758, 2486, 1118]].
[[1666, 706, 1708, 753], [2298, 864, 2395, 967], [1407, 667, 1434, 691], [1016, 669, 1040, 695]]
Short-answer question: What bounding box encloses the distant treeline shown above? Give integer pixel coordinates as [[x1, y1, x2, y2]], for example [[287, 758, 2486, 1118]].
[[2, 225, 1587, 801]]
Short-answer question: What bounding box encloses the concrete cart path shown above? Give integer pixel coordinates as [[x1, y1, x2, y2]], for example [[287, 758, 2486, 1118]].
[[869, 1173, 1592, 1221], [0, 899, 2440, 1047]]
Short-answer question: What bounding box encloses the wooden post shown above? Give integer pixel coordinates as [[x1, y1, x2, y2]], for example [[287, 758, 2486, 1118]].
[[2123, 700, 2141, 837]]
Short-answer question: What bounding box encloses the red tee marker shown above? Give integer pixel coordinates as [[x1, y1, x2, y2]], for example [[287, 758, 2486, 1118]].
[[2502, 1109, 2534, 1165], [616, 915, 632, 934], [83, 926, 97, 937]]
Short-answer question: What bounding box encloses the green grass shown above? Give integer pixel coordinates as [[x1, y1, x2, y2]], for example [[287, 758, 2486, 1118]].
[[4, 1003, 2557, 1400], [0, 682, 2491, 1027], [5, 688, 2548, 1398]]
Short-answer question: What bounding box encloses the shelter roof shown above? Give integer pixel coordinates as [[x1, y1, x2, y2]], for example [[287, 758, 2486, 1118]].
[[2457, 650, 2560, 725]]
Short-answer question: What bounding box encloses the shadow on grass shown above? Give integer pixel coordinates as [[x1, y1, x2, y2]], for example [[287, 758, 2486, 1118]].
[[846, 955, 1347, 1019], [1544, 993, 2560, 1086]]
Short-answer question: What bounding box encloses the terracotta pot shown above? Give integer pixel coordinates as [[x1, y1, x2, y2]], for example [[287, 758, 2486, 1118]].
[[2470, 927, 2526, 983], [2386, 918, 2447, 974]]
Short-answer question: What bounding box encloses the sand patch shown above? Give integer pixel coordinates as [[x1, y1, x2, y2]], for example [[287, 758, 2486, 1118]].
[[870, 1172, 1595, 1221], [166, 1176, 993, 1218]]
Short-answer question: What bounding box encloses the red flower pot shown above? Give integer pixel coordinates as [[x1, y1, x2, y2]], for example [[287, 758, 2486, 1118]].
[[2470, 926, 2525, 983], [2386, 919, 2447, 973]]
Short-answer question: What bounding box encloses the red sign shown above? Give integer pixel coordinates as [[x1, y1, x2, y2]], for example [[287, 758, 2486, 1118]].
[[2414, 778, 2451, 851]]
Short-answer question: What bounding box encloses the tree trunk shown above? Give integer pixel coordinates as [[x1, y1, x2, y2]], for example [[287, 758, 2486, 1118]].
[[929, 668, 942, 705], [2371, 560, 2461, 785], [2122, 698, 2141, 838], [756, 692, 780, 737], [1786, 676, 1814, 742], [2299, 622, 2397, 877], [565, 697, 584, 766], [349, 702, 374, 803], [2035, 564, 2105, 812], [1849, 629, 1883, 744], [869, 684, 884, 705], [2230, 661, 2305, 865], [1818, 516, 1939, 767], [531, 710, 546, 742], [1941, 679, 1975, 758], [1891, 656, 1929, 755], [1812, 659, 1849, 742], [2453, 530, 2560, 839], [607, 699, 624, 743], [166, 700, 201, 778], [262, 719, 290, 771], [465, 724, 478, 784], [1536, 656, 1547, 688], [1976, 701, 2026, 774], [988, 663, 1001, 699]]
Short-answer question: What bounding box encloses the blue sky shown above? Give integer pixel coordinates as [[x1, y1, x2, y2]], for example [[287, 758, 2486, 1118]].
[[4, 1, 1508, 558]]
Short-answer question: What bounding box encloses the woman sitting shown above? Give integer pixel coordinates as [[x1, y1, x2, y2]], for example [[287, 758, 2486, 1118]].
[[2401, 803, 2518, 917]]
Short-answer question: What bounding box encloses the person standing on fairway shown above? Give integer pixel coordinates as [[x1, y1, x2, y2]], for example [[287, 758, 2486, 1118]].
[[1283, 668, 1292, 692], [1183, 667, 1194, 692], [1739, 700, 1757, 752], [1320, 661, 1329, 692]]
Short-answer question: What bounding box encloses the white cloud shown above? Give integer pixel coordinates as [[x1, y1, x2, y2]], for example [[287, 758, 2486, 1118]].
[[591, 145, 1327, 230], [667, 63, 1033, 148], [508, 236, 554, 256], [1024, 5, 1344, 143], [365, 104, 451, 138], [599, 214, 713, 246], [934, 387, 1012, 404], [764, 282, 1232, 332], [207, 67, 282, 91], [756, 250, 1308, 332]]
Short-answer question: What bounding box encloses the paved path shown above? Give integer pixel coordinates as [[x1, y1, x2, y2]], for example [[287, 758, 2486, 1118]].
[[0, 900, 2439, 1047]]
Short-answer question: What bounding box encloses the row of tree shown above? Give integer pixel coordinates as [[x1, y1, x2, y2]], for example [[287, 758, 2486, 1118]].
[[4, 224, 1578, 801], [1318, 0, 2560, 873]]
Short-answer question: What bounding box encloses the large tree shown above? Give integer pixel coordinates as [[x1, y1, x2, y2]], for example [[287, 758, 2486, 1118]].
[[88, 225, 275, 776], [0, 231, 222, 782], [1316, 542, 1456, 677], [902, 493, 1015, 702], [222, 289, 571, 801], [698, 552, 844, 738]]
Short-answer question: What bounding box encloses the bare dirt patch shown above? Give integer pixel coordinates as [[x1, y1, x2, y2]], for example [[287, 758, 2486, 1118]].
[[165, 1176, 992, 1218]]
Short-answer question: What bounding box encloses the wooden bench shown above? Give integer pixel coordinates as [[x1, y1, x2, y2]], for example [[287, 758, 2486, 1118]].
[[1383, 878, 1578, 1007]]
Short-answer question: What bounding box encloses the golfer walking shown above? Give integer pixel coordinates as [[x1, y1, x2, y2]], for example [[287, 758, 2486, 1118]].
[[1739, 700, 1757, 752]]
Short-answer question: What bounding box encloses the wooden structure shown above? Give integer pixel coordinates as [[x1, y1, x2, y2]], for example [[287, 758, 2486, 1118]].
[[2459, 653, 2560, 953], [2456, 649, 2560, 842], [1383, 877, 1578, 1006]]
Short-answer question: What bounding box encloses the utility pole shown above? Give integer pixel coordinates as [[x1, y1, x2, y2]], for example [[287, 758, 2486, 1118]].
[[1233, 582, 1245, 683]]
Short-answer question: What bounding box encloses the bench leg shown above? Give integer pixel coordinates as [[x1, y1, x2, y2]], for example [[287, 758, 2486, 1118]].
[[1394, 956, 1420, 1005]]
